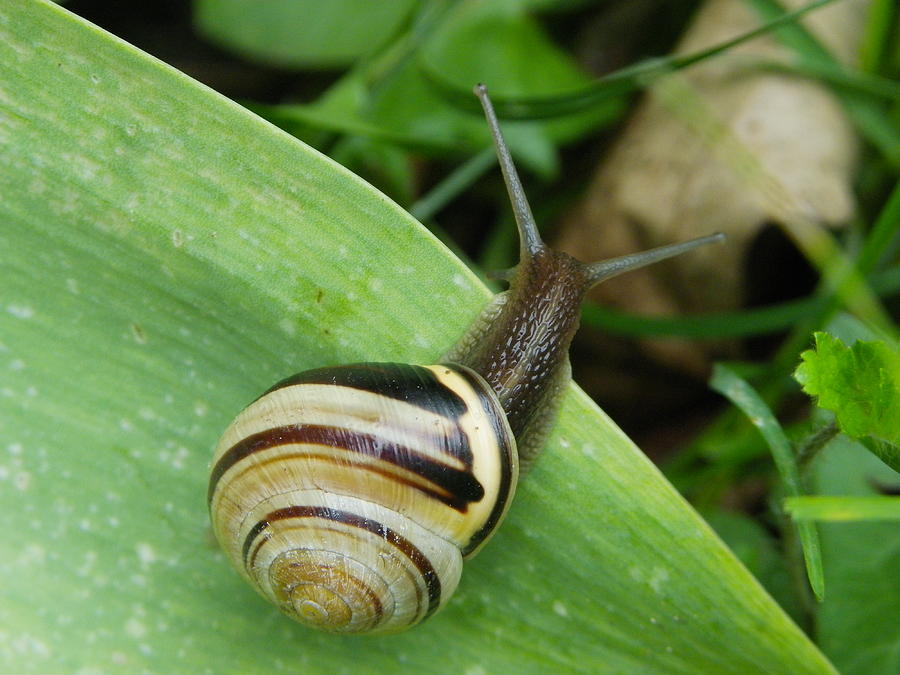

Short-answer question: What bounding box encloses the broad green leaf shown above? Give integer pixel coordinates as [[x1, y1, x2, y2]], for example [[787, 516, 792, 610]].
[[795, 332, 900, 466], [0, 2, 834, 673], [813, 437, 900, 674], [193, 0, 418, 68]]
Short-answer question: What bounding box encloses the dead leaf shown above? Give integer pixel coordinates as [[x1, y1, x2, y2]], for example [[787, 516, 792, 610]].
[[557, 0, 866, 377]]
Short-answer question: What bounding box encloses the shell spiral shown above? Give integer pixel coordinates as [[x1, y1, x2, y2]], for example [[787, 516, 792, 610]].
[[208, 363, 519, 634]]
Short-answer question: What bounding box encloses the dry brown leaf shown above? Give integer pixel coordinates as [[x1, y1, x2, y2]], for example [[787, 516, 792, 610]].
[[556, 0, 866, 378]]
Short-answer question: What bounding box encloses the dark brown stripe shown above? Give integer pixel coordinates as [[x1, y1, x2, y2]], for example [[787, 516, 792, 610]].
[[243, 518, 271, 565], [208, 424, 484, 511], [244, 506, 442, 621], [451, 365, 517, 557], [264, 363, 470, 420]]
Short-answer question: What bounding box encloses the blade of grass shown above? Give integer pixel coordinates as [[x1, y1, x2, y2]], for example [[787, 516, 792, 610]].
[[745, 0, 900, 166], [710, 365, 825, 600], [858, 0, 895, 72], [785, 496, 900, 521], [753, 57, 900, 100], [409, 146, 496, 221], [581, 264, 900, 339], [857, 179, 900, 272]]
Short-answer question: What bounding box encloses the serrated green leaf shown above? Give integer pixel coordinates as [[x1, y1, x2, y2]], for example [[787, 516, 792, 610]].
[[795, 332, 900, 459], [0, 2, 835, 673]]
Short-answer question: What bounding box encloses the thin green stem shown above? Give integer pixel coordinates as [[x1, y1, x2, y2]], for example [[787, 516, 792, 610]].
[[409, 147, 495, 222], [796, 419, 840, 467]]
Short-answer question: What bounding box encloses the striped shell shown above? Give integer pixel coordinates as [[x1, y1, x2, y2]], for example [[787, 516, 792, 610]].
[[208, 362, 519, 634]]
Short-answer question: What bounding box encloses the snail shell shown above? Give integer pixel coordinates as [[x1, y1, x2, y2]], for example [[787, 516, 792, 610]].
[[209, 84, 724, 634], [209, 363, 517, 633]]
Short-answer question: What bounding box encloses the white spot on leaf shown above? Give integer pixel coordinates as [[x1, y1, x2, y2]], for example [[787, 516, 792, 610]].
[[7, 305, 34, 319], [13, 471, 30, 491], [649, 566, 670, 593], [279, 318, 296, 337], [136, 542, 157, 566], [125, 618, 146, 639]]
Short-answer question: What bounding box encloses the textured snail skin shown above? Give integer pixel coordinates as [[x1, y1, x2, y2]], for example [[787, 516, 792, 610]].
[[209, 363, 517, 633], [444, 247, 588, 470], [208, 84, 724, 634]]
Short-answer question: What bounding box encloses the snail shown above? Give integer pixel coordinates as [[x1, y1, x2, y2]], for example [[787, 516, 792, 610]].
[[208, 84, 724, 634]]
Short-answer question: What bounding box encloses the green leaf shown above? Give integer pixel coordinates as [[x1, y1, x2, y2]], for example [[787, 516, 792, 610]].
[[795, 332, 900, 467], [449, 0, 844, 119], [709, 365, 825, 600], [421, 0, 623, 145], [265, 0, 622, 177], [422, 0, 593, 100], [193, 0, 418, 68], [264, 51, 567, 177], [0, 2, 835, 672], [812, 437, 900, 674]]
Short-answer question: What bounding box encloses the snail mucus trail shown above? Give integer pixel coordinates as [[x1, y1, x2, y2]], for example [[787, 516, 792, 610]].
[[208, 83, 725, 634]]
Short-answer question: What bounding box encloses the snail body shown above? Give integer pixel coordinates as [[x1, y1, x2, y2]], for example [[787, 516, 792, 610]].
[[209, 85, 724, 634]]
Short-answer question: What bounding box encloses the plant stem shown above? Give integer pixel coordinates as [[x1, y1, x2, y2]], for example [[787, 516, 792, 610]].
[[796, 420, 840, 468]]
